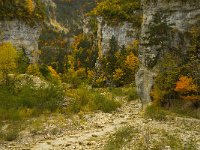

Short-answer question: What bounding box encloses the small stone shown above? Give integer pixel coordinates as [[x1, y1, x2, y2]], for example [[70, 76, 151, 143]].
[[47, 142, 51, 145], [65, 143, 71, 147], [92, 134, 98, 137], [79, 141, 83, 145], [165, 146, 171, 150], [87, 142, 91, 146]]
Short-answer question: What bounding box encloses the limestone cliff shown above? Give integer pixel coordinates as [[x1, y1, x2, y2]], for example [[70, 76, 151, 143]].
[[91, 0, 200, 103], [136, 0, 200, 104], [0, 20, 41, 63], [97, 18, 140, 56]]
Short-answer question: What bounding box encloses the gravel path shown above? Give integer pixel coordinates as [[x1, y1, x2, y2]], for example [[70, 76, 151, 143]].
[[1, 100, 200, 150]]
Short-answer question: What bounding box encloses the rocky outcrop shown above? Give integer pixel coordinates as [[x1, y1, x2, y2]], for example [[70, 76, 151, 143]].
[[96, 18, 140, 56], [42, 0, 69, 33], [0, 20, 41, 63], [136, 0, 200, 104]]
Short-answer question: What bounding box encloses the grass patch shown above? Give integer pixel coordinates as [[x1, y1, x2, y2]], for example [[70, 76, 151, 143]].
[[0, 84, 65, 121], [152, 130, 183, 149], [2, 129, 19, 141], [168, 100, 200, 119], [0, 123, 20, 141], [127, 88, 138, 101], [108, 88, 124, 96], [92, 92, 121, 113], [108, 87, 139, 101], [132, 129, 198, 150], [144, 104, 168, 121], [67, 88, 121, 113], [170, 106, 200, 119], [104, 126, 136, 150]]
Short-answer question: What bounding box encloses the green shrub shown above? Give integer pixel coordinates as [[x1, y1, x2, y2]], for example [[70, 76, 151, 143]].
[[104, 126, 136, 150], [67, 88, 121, 113], [26, 64, 42, 77], [3, 129, 19, 141], [109, 88, 124, 96], [67, 88, 91, 113], [127, 88, 138, 101], [17, 50, 30, 74], [0, 84, 65, 120], [92, 92, 121, 113], [144, 104, 167, 121]]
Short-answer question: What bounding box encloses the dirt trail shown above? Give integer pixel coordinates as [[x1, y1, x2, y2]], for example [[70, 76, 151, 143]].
[[1, 100, 200, 150], [31, 100, 200, 150], [32, 101, 142, 150]]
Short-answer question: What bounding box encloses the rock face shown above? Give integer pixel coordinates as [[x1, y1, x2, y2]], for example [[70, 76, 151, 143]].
[[0, 20, 41, 63], [136, 0, 200, 104], [97, 18, 140, 56]]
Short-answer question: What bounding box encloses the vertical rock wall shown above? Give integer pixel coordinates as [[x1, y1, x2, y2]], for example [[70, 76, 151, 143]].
[[0, 20, 41, 63], [97, 18, 140, 55], [136, 0, 200, 104]]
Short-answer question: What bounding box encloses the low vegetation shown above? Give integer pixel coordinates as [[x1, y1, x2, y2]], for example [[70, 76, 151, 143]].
[[105, 126, 198, 150], [91, 0, 142, 26], [104, 126, 137, 150], [144, 104, 168, 121], [65, 87, 121, 114]]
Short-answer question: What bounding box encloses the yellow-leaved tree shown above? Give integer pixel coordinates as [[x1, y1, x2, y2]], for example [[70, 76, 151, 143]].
[[125, 52, 139, 71], [25, 0, 35, 14], [0, 42, 18, 84]]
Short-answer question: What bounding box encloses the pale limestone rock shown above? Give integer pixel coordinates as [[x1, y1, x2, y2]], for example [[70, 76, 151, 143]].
[[97, 18, 140, 55], [137, 0, 200, 103], [0, 20, 41, 63]]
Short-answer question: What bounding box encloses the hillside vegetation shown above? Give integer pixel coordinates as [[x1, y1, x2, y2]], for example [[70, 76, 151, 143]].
[[0, 0, 199, 149]]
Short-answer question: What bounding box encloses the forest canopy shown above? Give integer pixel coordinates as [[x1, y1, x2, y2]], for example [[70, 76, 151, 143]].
[[0, 0, 46, 25], [91, 0, 142, 26]]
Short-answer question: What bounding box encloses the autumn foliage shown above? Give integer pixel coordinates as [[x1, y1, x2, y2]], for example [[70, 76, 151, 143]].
[[0, 42, 18, 84], [175, 76, 199, 102], [175, 76, 198, 94]]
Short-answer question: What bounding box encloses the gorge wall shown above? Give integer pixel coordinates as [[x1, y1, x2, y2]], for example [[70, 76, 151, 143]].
[[1, 0, 199, 103], [96, 17, 140, 56], [136, 0, 200, 103], [0, 20, 41, 63], [94, 0, 200, 103]]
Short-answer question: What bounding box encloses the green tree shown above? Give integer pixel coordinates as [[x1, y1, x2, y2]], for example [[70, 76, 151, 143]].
[[143, 12, 174, 68], [152, 52, 181, 106], [103, 36, 119, 80], [72, 34, 98, 76]]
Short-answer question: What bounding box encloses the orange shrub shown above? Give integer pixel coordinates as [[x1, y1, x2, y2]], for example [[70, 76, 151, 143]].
[[175, 76, 198, 94], [175, 76, 199, 102]]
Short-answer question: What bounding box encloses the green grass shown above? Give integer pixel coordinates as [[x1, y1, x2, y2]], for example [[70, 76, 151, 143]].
[[0, 123, 21, 141], [104, 126, 136, 150], [152, 131, 183, 149], [127, 88, 138, 101], [0, 84, 65, 121], [144, 104, 168, 121], [108, 87, 139, 101], [145, 100, 200, 120], [168, 100, 200, 119], [67, 88, 121, 113], [92, 92, 121, 113]]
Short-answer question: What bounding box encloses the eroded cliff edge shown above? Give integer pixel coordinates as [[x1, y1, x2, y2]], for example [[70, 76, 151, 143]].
[[136, 0, 200, 104]]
